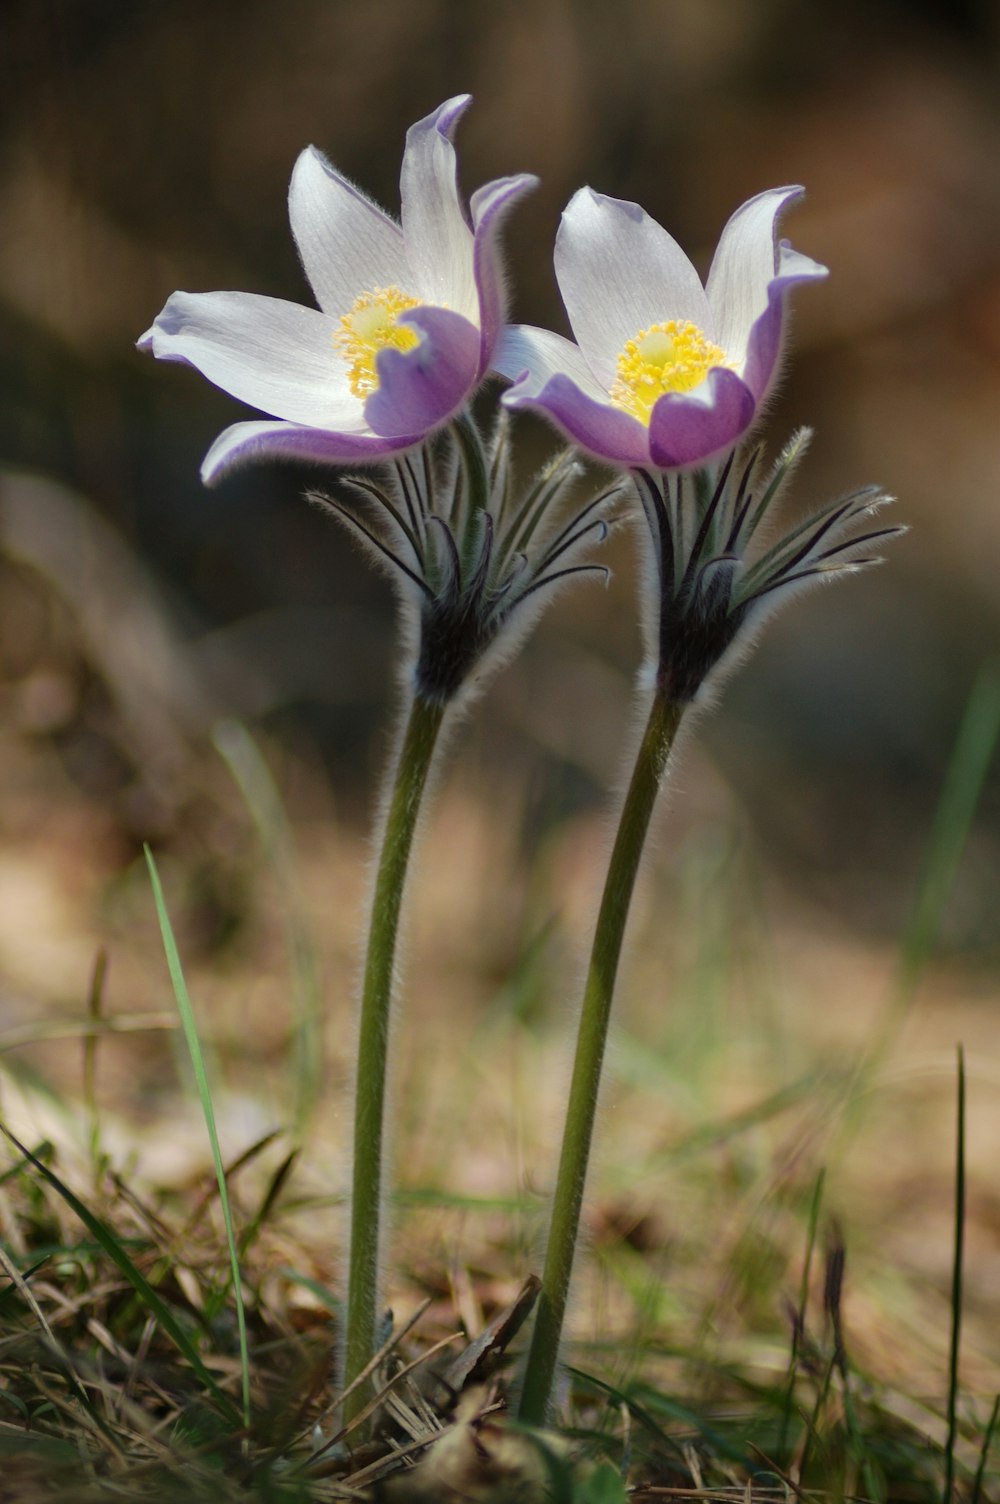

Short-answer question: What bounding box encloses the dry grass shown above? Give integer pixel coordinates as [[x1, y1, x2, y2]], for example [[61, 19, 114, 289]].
[[0, 752, 996, 1497], [0, 479, 996, 1498]]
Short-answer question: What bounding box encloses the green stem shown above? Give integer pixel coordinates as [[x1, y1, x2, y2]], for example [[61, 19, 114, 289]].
[[519, 689, 685, 1425], [452, 410, 490, 573], [343, 691, 447, 1421]]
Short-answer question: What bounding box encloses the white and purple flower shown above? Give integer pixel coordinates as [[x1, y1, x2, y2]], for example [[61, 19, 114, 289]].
[[139, 96, 536, 482], [496, 185, 827, 471]]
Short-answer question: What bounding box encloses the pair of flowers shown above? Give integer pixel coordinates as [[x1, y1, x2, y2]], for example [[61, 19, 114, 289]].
[[140, 93, 824, 488], [141, 95, 898, 1430]]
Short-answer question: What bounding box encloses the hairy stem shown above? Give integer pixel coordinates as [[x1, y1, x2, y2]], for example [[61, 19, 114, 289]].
[[452, 410, 491, 575], [519, 689, 685, 1424], [344, 692, 447, 1422]]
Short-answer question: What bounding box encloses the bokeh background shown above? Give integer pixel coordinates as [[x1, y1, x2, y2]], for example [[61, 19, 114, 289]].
[[2, 0, 1000, 1413]]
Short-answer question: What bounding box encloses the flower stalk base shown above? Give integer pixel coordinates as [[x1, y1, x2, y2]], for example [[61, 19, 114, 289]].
[[343, 692, 446, 1423], [518, 689, 684, 1426]]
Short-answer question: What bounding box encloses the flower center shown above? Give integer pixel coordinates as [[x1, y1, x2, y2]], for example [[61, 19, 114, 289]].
[[335, 286, 423, 399], [610, 319, 729, 425]]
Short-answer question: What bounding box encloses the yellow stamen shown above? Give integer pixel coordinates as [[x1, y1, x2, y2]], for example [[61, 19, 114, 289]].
[[610, 319, 730, 425], [335, 286, 423, 399]]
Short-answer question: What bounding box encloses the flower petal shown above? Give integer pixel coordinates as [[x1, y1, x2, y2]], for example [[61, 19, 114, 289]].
[[363, 305, 480, 438], [139, 290, 365, 429], [742, 238, 828, 403], [470, 173, 538, 372], [500, 327, 650, 466], [201, 418, 422, 485], [288, 146, 407, 317], [493, 322, 600, 389], [705, 186, 827, 387], [508, 374, 650, 467], [400, 95, 477, 320], [555, 188, 712, 389], [647, 366, 757, 470], [142, 98, 531, 482]]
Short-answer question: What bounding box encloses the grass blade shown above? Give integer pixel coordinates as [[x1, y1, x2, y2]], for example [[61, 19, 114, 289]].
[[943, 1044, 966, 1504], [779, 1167, 826, 1460], [145, 845, 252, 1436], [971, 1392, 999, 1504], [841, 662, 1000, 1137], [0, 1122, 239, 1424], [901, 662, 1000, 998], [238, 1147, 298, 1259], [213, 718, 323, 1142], [0, 1243, 91, 1414], [82, 946, 108, 1179]]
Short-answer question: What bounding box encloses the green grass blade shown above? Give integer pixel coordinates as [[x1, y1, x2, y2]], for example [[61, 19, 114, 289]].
[[145, 844, 252, 1435], [0, 1122, 239, 1424], [839, 1346, 886, 1503], [628, 1069, 824, 1170], [0, 1138, 53, 1186], [842, 662, 1000, 1139], [971, 1393, 999, 1504], [901, 662, 1000, 997], [943, 1044, 966, 1504], [83, 946, 108, 1179], [0, 1242, 92, 1417], [779, 1168, 826, 1460], [577, 1459, 629, 1503], [213, 719, 323, 1141], [280, 1267, 342, 1315], [570, 1367, 741, 1466], [238, 1147, 298, 1259], [510, 1424, 576, 1504], [797, 1169, 826, 1360], [0, 1254, 50, 1316]]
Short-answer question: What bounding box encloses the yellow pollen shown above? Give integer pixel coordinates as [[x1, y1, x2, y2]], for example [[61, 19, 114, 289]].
[[610, 319, 730, 425], [335, 286, 423, 399]]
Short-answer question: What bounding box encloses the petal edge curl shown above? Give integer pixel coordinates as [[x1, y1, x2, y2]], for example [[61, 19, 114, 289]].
[[503, 368, 650, 468], [647, 366, 757, 470], [401, 95, 476, 317], [741, 238, 828, 403], [364, 306, 481, 438], [470, 173, 539, 373], [201, 419, 424, 485], [706, 186, 827, 380]]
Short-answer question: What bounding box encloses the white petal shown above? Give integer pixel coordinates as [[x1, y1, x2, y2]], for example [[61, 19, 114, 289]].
[[555, 189, 712, 390], [705, 186, 826, 370], [470, 173, 539, 369], [288, 146, 407, 316], [144, 289, 367, 429], [399, 96, 478, 321], [494, 324, 609, 402]]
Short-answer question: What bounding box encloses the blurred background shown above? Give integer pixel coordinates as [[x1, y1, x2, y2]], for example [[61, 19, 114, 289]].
[[1, 0, 1000, 1402]]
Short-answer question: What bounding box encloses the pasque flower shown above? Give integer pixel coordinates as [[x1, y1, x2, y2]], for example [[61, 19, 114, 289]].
[[317, 413, 616, 705], [503, 185, 904, 1428], [496, 185, 826, 470], [321, 414, 615, 1425], [634, 431, 903, 702], [139, 96, 536, 480], [138, 94, 617, 1426], [517, 432, 903, 1425]]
